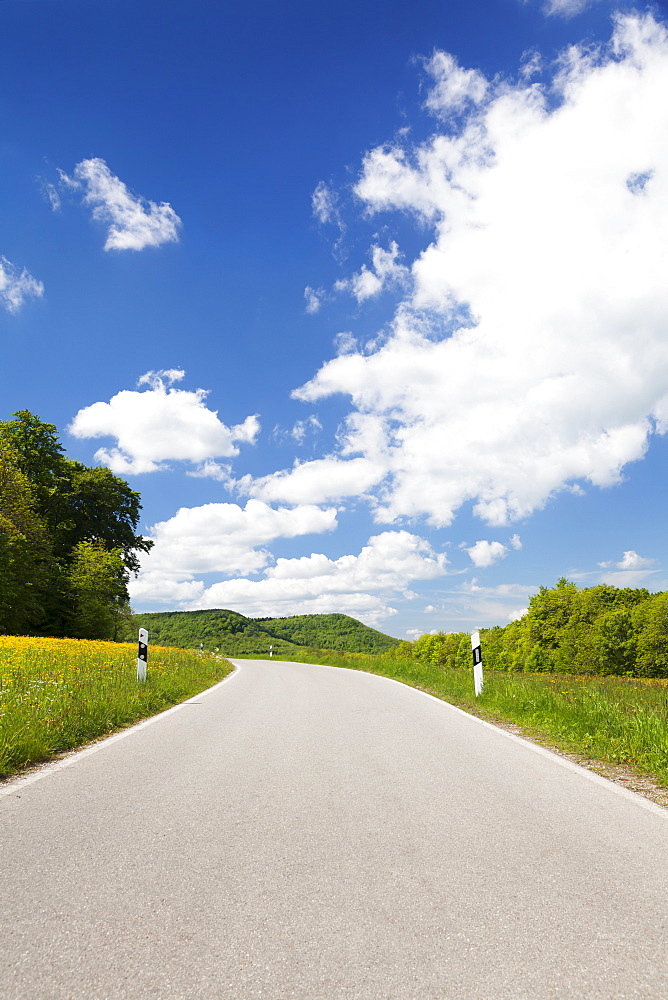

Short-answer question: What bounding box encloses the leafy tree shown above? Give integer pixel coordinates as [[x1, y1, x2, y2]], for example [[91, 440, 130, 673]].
[[0, 442, 53, 634], [524, 644, 556, 673], [413, 631, 464, 668], [66, 541, 130, 640], [0, 410, 153, 638], [51, 462, 152, 573], [478, 626, 506, 670], [0, 410, 66, 500], [0, 411, 152, 576], [455, 635, 472, 670], [633, 593, 668, 678], [381, 640, 414, 661], [526, 578, 578, 649], [596, 607, 637, 675]]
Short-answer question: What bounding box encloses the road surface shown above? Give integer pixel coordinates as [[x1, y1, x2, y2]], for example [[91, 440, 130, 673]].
[[1, 658, 666, 999]]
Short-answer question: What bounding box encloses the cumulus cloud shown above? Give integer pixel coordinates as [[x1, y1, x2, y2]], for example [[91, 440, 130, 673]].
[[69, 370, 259, 474], [335, 241, 409, 302], [0, 256, 44, 313], [597, 549, 658, 585], [290, 14, 668, 530], [236, 455, 386, 505], [616, 550, 655, 570], [60, 158, 181, 251], [465, 540, 509, 567], [130, 530, 448, 628], [131, 499, 337, 585]]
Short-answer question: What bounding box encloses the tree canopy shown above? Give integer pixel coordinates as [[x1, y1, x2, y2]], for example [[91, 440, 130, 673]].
[[0, 411, 152, 639]]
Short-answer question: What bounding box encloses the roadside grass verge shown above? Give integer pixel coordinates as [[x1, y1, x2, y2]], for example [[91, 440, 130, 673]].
[[243, 649, 668, 787], [0, 636, 233, 780]]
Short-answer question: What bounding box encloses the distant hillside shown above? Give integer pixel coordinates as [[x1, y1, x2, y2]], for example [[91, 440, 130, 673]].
[[256, 613, 400, 653], [122, 609, 399, 657]]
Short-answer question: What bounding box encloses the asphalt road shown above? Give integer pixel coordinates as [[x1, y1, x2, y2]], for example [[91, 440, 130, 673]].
[[1, 658, 666, 1000]]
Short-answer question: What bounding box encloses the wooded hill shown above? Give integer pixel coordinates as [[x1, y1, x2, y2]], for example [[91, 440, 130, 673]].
[[124, 609, 401, 657]]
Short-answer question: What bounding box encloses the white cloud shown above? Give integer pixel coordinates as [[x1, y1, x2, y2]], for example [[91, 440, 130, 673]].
[[598, 549, 656, 570], [188, 460, 232, 482], [290, 14, 668, 530], [40, 180, 61, 212], [138, 530, 448, 628], [465, 540, 509, 567], [596, 549, 658, 586], [542, 0, 600, 18], [236, 455, 385, 505], [616, 550, 655, 570], [0, 256, 44, 313], [61, 158, 181, 251], [138, 368, 186, 387], [438, 580, 537, 626], [69, 370, 259, 474], [334, 331, 359, 355], [335, 241, 409, 302], [424, 51, 488, 117], [304, 286, 325, 314], [510, 534, 522, 550], [312, 181, 340, 226], [289, 416, 322, 445], [130, 500, 338, 599]]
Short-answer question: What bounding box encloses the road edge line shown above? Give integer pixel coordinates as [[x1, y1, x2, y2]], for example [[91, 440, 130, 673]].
[[0, 665, 240, 798], [253, 659, 668, 820]]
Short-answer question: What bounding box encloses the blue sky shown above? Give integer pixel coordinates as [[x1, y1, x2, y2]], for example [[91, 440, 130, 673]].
[[3, 0, 668, 637]]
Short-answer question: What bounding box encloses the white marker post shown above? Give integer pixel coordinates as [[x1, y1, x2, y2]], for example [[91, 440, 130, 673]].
[[470, 629, 484, 696], [137, 628, 148, 682], [269, 644, 273, 658]]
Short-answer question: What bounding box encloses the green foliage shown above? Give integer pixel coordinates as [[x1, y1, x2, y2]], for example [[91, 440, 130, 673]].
[[527, 577, 578, 649], [0, 410, 152, 638], [524, 644, 556, 673], [50, 462, 152, 572], [634, 592, 668, 678], [259, 613, 400, 653], [0, 442, 53, 634], [597, 607, 637, 676], [455, 634, 472, 670], [123, 609, 400, 657], [413, 631, 465, 668], [410, 579, 668, 679], [66, 541, 130, 640]]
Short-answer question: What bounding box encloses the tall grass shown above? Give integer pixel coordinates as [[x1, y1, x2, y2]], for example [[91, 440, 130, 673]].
[[0, 635, 232, 779], [251, 649, 668, 786]]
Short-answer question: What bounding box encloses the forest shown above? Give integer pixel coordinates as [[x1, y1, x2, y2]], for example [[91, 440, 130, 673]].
[[0, 410, 152, 640], [412, 577, 668, 678], [123, 609, 400, 656]]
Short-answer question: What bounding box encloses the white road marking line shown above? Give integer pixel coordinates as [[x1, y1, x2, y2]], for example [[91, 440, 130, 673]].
[[238, 659, 668, 820], [0, 666, 240, 798]]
